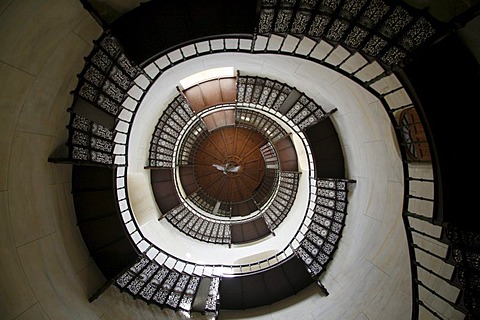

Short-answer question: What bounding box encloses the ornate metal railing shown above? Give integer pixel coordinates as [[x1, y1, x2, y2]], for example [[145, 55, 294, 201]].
[[60, 0, 479, 315], [256, 0, 445, 68], [114, 255, 221, 317], [111, 33, 473, 319]]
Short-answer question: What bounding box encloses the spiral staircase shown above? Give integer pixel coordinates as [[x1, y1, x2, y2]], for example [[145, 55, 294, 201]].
[[47, 0, 480, 319]]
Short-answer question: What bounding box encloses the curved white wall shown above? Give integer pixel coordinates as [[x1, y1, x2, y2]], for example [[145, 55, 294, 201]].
[[0, 1, 108, 319], [0, 1, 411, 319]]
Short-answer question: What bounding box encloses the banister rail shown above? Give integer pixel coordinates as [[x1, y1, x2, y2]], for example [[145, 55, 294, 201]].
[[139, 34, 256, 68], [111, 31, 428, 308], [61, 20, 475, 317], [127, 32, 468, 318]]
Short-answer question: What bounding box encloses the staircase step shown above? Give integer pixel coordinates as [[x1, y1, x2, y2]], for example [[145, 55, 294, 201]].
[[281, 34, 301, 53], [72, 165, 114, 190], [191, 277, 211, 312], [73, 190, 117, 219], [91, 238, 138, 279], [278, 89, 302, 115], [295, 36, 317, 56], [219, 256, 313, 310], [305, 119, 345, 178]]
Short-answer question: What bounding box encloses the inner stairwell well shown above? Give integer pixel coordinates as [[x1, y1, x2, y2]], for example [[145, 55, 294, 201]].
[[44, 0, 480, 319]]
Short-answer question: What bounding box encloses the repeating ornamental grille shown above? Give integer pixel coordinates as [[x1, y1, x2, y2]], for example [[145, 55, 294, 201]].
[[263, 172, 300, 230], [149, 74, 330, 170], [165, 203, 231, 244], [148, 74, 329, 244], [257, 0, 440, 66], [178, 120, 208, 166], [77, 33, 142, 116], [237, 75, 293, 111], [296, 178, 354, 277], [236, 75, 329, 131], [235, 108, 287, 143], [68, 113, 115, 165], [188, 190, 220, 216], [164, 169, 301, 244], [260, 142, 279, 168], [148, 94, 196, 168], [284, 94, 329, 130], [205, 277, 221, 313], [57, 3, 476, 314], [114, 256, 213, 314], [445, 224, 480, 317], [61, 31, 147, 167], [46, 0, 476, 312], [255, 169, 279, 208]]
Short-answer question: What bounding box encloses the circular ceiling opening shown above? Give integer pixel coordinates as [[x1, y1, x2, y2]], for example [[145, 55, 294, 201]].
[[193, 126, 267, 204]]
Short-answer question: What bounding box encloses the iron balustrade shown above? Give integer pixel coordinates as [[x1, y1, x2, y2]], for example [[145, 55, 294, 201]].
[[61, 28, 468, 318], [123, 35, 462, 318], [62, 0, 480, 316]]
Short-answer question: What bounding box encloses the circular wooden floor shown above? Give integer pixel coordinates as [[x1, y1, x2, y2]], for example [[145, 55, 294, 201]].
[[193, 127, 266, 203]]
